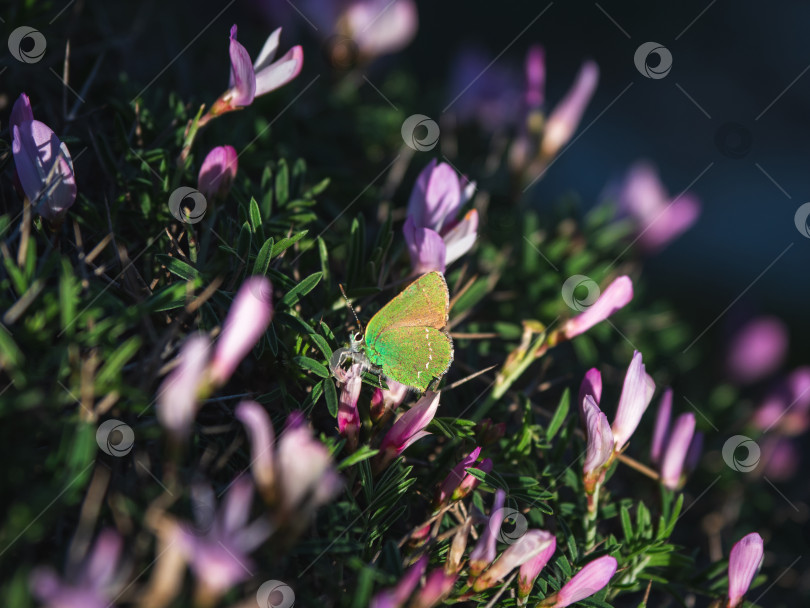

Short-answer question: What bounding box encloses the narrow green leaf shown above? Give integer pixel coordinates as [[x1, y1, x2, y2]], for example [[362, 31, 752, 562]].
[[279, 272, 322, 308], [325, 377, 338, 417], [96, 336, 141, 386], [275, 159, 289, 207], [271, 230, 308, 259], [252, 238, 274, 277], [620, 505, 634, 542], [547, 388, 570, 440], [155, 254, 198, 280], [249, 197, 263, 233], [338, 446, 380, 470], [294, 356, 329, 378]]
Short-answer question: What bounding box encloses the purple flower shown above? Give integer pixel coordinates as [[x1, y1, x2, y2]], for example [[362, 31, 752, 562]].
[[468, 489, 507, 577], [403, 160, 478, 274], [369, 555, 428, 608], [338, 363, 364, 450], [411, 568, 457, 608], [610, 162, 701, 251], [379, 391, 440, 466], [209, 276, 273, 386], [659, 413, 696, 490], [725, 316, 788, 384], [562, 276, 633, 339], [611, 350, 655, 452], [156, 334, 211, 439], [31, 529, 126, 608], [650, 388, 672, 465], [579, 367, 603, 410], [198, 145, 238, 200], [176, 476, 271, 598], [525, 45, 545, 109], [540, 61, 599, 161], [10, 93, 77, 225], [206, 25, 303, 119], [474, 529, 556, 591], [759, 436, 798, 480], [727, 532, 763, 607], [517, 532, 556, 600], [685, 431, 703, 472], [752, 367, 810, 435], [370, 379, 410, 421], [540, 555, 617, 607], [342, 0, 418, 60], [582, 396, 613, 492]]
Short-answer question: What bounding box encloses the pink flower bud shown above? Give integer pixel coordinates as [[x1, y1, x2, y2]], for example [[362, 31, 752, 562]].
[[727, 532, 763, 607], [541, 61, 599, 160], [660, 413, 695, 490], [411, 568, 457, 608], [611, 350, 655, 452], [583, 396, 613, 492], [468, 490, 506, 577], [446, 519, 472, 575], [235, 400, 275, 497], [517, 533, 557, 599], [543, 555, 617, 607], [579, 368, 603, 410], [198, 145, 238, 200], [369, 554, 428, 608], [379, 391, 440, 466], [650, 388, 672, 465], [370, 379, 410, 421], [452, 458, 492, 501], [209, 277, 273, 386], [156, 334, 211, 439], [563, 276, 633, 339], [338, 363, 363, 450], [436, 447, 482, 505], [474, 529, 555, 591]]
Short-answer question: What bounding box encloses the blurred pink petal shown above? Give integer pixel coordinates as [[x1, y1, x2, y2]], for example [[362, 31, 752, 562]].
[[525, 45, 545, 108], [235, 400, 276, 495], [370, 554, 428, 608], [659, 413, 695, 490], [650, 388, 672, 465], [198, 145, 238, 200], [517, 533, 556, 600], [474, 529, 555, 591], [403, 217, 447, 274], [541, 60, 599, 160], [411, 568, 457, 608], [468, 489, 506, 577], [443, 209, 478, 266], [611, 350, 655, 452], [345, 0, 418, 59], [563, 276, 633, 339], [156, 334, 211, 439], [727, 532, 763, 607], [726, 316, 788, 384], [407, 160, 461, 231]]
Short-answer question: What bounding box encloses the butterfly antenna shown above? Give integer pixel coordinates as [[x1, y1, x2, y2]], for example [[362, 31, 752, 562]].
[[339, 283, 365, 336]]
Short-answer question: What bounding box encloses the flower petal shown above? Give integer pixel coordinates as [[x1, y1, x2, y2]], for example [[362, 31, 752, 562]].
[[253, 28, 281, 70], [403, 216, 447, 274], [228, 25, 256, 107], [728, 532, 764, 607], [443, 209, 478, 266], [255, 45, 304, 97]]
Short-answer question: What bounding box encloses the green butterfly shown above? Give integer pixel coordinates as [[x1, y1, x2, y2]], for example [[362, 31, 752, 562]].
[[350, 271, 454, 392]]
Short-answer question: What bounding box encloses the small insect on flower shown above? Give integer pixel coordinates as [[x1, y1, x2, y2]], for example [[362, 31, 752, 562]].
[[348, 271, 454, 393]]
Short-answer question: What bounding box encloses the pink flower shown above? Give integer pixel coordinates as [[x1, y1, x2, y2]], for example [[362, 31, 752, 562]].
[[370, 379, 410, 421], [234, 401, 275, 496], [343, 0, 418, 60], [370, 555, 428, 608], [650, 388, 672, 465], [541, 61, 599, 160], [209, 276, 273, 386], [759, 436, 798, 480], [727, 532, 763, 607], [175, 477, 271, 597], [725, 316, 788, 384], [10, 93, 77, 225], [435, 447, 492, 505], [582, 396, 613, 492], [338, 363, 364, 450], [379, 391, 440, 466], [685, 431, 703, 472], [411, 568, 457, 608], [207, 25, 303, 119], [30, 529, 126, 608], [611, 162, 701, 251], [659, 413, 696, 490], [517, 533, 557, 600], [562, 276, 633, 339], [752, 367, 810, 435], [541, 555, 617, 607], [156, 334, 211, 439], [579, 368, 603, 410], [468, 489, 507, 577], [403, 160, 478, 274], [198, 145, 238, 200], [525, 45, 545, 108], [611, 350, 655, 452], [474, 529, 556, 591]]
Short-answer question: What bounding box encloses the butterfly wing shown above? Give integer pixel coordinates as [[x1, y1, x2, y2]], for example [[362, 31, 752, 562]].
[[365, 272, 449, 341], [366, 326, 453, 392]]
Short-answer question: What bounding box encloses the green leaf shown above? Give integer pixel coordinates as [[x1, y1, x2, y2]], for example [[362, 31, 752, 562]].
[[620, 504, 634, 542], [278, 272, 322, 308], [59, 259, 78, 336], [271, 230, 308, 259], [547, 388, 570, 440], [294, 356, 329, 378], [325, 377, 338, 417], [155, 254, 198, 280], [96, 336, 141, 386], [275, 159, 289, 207], [249, 197, 263, 233], [252, 238, 274, 277], [338, 446, 380, 470]]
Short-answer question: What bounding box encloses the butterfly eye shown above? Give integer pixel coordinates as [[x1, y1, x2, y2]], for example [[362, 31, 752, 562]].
[[353, 332, 364, 342]]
